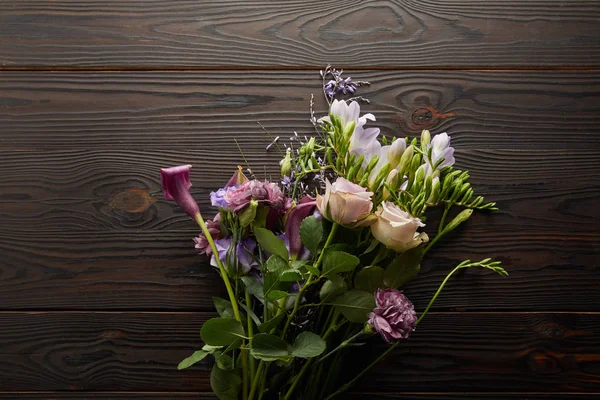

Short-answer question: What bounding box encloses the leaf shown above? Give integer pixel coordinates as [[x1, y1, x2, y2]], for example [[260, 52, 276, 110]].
[[177, 350, 209, 370], [254, 227, 289, 261], [300, 216, 323, 255], [250, 333, 292, 361], [259, 313, 286, 333], [332, 290, 376, 323], [200, 318, 246, 346], [266, 255, 288, 273], [280, 269, 302, 282], [215, 352, 234, 370], [239, 302, 261, 327], [319, 274, 348, 301], [213, 297, 234, 319], [292, 332, 326, 358], [383, 247, 423, 289], [354, 266, 385, 293], [210, 364, 242, 400], [241, 276, 264, 300], [322, 251, 360, 277], [305, 264, 320, 276], [202, 344, 223, 353], [266, 290, 290, 302]]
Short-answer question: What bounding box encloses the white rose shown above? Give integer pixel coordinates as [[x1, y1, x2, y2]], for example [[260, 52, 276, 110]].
[[371, 201, 428, 252]]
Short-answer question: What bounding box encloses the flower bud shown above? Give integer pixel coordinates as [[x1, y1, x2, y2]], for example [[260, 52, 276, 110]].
[[160, 164, 201, 219], [382, 169, 399, 200], [388, 138, 406, 169], [396, 145, 414, 177], [420, 129, 431, 150], [280, 149, 293, 177], [239, 199, 259, 227]]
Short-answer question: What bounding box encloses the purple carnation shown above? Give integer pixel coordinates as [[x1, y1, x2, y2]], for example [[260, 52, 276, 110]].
[[193, 214, 222, 255], [368, 289, 417, 343], [225, 180, 285, 213]]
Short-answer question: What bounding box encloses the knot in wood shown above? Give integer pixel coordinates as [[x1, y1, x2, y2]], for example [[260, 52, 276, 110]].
[[411, 108, 433, 125]]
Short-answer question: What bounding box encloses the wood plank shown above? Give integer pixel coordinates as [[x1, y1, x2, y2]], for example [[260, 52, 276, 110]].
[[0, 312, 598, 392], [0, 1, 599, 67], [0, 394, 215, 400], [1, 70, 599, 149], [0, 148, 597, 310]]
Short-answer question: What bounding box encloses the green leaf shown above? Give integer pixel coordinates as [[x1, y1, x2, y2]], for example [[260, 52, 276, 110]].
[[213, 297, 234, 319], [254, 227, 289, 261], [280, 269, 303, 282], [266, 290, 290, 302], [383, 248, 423, 289], [322, 251, 360, 277], [305, 264, 320, 276], [177, 350, 209, 370], [332, 290, 376, 323], [354, 266, 385, 293], [202, 344, 223, 353], [266, 255, 288, 273], [320, 274, 348, 301], [300, 216, 323, 255], [210, 364, 242, 400], [215, 352, 234, 370], [200, 318, 246, 346], [250, 333, 292, 361], [239, 302, 261, 327], [241, 276, 264, 300], [259, 313, 285, 333], [292, 332, 326, 358]]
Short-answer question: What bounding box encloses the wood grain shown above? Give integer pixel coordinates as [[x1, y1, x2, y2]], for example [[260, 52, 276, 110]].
[[0, 312, 598, 392], [0, 1, 599, 67], [0, 145, 597, 310], [1, 71, 599, 150]]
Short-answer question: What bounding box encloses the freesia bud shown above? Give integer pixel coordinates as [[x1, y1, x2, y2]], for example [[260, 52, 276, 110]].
[[420, 129, 431, 150], [383, 169, 399, 200], [280, 150, 293, 177], [397, 145, 414, 176], [161, 164, 201, 219], [388, 138, 406, 168]]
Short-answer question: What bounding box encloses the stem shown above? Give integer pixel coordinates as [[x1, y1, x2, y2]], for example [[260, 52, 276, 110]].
[[241, 346, 249, 400], [438, 204, 451, 235], [248, 361, 265, 400], [325, 263, 466, 400], [424, 204, 452, 256], [315, 330, 365, 366], [245, 291, 256, 382], [281, 223, 339, 338], [195, 214, 242, 322]]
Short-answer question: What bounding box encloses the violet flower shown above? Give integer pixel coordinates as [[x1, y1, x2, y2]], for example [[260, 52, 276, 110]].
[[210, 237, 258, 274], [193, 214, 222, 255], [160, 164, 200, 219], [285, 196, 317, 258], [225, 180, 285, 213], [368, 289, 417, 343]]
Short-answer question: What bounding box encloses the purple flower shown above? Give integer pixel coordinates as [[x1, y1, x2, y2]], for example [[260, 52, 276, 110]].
[[368, 289, 417, 343], [285, 196, 317, 258], [193, 214, 222, 255], [210, 237, 258, 274], [160, 165, 200, 219], [225, 180, 285, 213]]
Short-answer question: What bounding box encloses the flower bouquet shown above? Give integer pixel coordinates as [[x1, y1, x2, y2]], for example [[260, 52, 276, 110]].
[[161, 67, 507, 400]]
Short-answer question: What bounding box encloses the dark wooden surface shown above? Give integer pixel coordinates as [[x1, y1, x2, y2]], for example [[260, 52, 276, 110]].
[[0, 1, 599, 399]]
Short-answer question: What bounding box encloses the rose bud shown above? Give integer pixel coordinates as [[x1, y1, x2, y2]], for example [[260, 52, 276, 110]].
[[371, 201, 429, 252], [368, 288, 417, 343], [316, 178, 374, 226]]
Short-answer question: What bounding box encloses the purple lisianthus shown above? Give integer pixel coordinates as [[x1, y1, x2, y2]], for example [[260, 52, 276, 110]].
[[210, 186, 237, 208], [210, 237, 258, 274], [193, 214, 222, 255], [225, 180, 285, 213], [368, 289, 417, 343]]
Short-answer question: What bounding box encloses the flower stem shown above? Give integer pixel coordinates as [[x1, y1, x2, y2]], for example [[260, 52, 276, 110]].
[[416, 264, 462, 325], [245, 291, 256, 379], [195, 214, 243, 323], [281, 223, 339, 338], [248, 361, 265, 400], [315, 330, 365, 366]]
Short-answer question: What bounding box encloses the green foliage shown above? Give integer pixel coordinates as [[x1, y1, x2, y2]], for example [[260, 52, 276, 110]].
[[300, 216, 324, 255], [213, 297, 234, 319], [320, 274, 348, 301], [383, 248, 423, 289], [292, 332, 326, 358], [354, 266, 385, 293], [200, 318, 245, 346], [178, 350, 209, 370], [211, 364, 242, 400], [250, 334, 292, 361], [322, 251, 360, 277], [254, 227, 289, 260], [332, 290, 376, 323], [258, 313, 286, 333], [241, 276, 264, 300]]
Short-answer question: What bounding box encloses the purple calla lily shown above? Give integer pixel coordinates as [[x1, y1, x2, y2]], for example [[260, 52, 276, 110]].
[[161, 164, 200, 219], [285, 196, 317, 258]]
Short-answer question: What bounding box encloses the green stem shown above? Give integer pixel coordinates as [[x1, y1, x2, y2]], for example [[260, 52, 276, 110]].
[[424, 204, 452, 256], [195, 214, 242, 323], [248, 361, 265, 400], [438, 204, 451, 235], [281, 223, 339, 338], [315, 330, 365, 366], [324, 263, 466, 400], [245, 291, 256, 382]]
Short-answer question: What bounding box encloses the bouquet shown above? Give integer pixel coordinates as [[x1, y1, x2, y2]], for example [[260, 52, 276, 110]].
[[160, 66, 507, 400]]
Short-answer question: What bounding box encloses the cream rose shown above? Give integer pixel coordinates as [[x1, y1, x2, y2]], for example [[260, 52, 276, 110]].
[[316, 178, 374, 226], [371, 201, 428, 252]]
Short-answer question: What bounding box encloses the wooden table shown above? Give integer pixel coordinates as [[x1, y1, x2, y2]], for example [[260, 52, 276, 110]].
[[0, 1, 599, 399]]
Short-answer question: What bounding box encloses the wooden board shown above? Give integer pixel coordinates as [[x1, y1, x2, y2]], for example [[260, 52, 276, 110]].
[[0, 1, 599, 67], [0, 312, 598, 392], [1, 70, 599, 150]]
